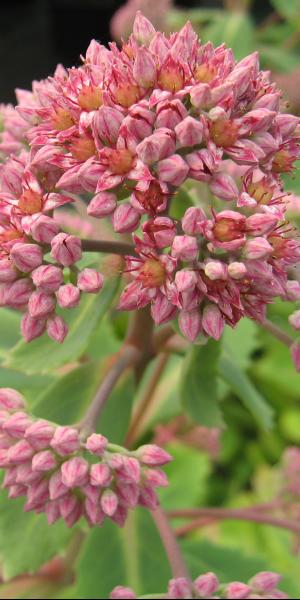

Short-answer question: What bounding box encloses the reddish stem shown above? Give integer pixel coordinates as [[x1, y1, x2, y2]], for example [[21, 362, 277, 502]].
[[152, 506, 190, 579]]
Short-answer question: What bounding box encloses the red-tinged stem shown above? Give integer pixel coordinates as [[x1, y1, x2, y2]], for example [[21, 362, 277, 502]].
[[168, 507, 300, 536], [261, 319, 294, 348], [81, 238, 136, 256], [152, 506, 190, 579]]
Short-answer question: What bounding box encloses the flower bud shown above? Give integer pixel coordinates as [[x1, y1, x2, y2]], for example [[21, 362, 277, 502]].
[[167, 578, 191, 599], [228, 262, 247, 279], [31, 265, 63, 292], [31, 215, 59, 244], [77, 269, 104, 293], [225, 582, 250, 599], [110, 587, 136, 600], [172, 235, 198, 261], [87, 192, 117, 218], [158, 154, 189, 186], [7, 439, 34, 464], [100, 489, 118, 516], [28, 290, 56, 318], [47, 315, 68, 343], [56, 284, 80, 309], [0, 258, 18, 283], [90, 463, 112, 487], [51, 233, 82, 267], [210, 173, 239, 201], [3, 411, 32, 438], [250, 572, 282, 593], [85, 433, 108, 456], [21, 313, 46, 342], [61, 457, 89, 488], [175, 269, 197, 293], [246, 213, 278, 236], [133, 47, 156, 88], [289, 310, 300, 330], [112, 203, 140, 233], [133, 11, 156, 46], [204, 260, 227, 281], [202, 304, 224, 340], [49, 470, 68, 501], [10, 243, 43, 273], [25, 419, 55, 450], [136, 130, 175, 164], [143, 468, 169, 488], [194, 572, 219, 597], [32, 450, 57, 472], [4, 278, 33, 306], [0, 388, 25, 411], [117, 456, 141, 484], [285, 280, 300, 301], [136, 444, 172, 466], [50, 426, 80, 456], [179, 309, 202, 342], [175, 116, 203, 148], [182, 207, 206, 235], [244, 237, 273, 260]]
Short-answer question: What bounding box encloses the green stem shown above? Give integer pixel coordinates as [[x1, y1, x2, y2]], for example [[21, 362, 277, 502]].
[[81, 239, 136, 256]]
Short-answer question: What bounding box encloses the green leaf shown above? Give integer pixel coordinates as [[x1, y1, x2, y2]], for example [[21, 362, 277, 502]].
[[0, 309, 21, 359], [180, 340, 224, 428], [169, 187, 194, 220], [6, 276, 119, 374], [270, 0, 300, 21], [0, 492, 71, 579], [74, 509, 170, 598], [202, 12, 255, 60], [259, 45, 300, 72], [223, 320, 259, 370], [0, 366, 55, 405], [219, 355, 274, 430]]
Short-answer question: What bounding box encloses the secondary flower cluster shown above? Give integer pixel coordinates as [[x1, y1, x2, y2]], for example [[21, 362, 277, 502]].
[[0, 388, 171, 527], [110, 570, 288, 599], [1, 11, 300, 344]]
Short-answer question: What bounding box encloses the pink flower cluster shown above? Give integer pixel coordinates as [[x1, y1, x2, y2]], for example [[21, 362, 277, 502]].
[[0, 388, 171, 527], [1, 12, 300, 344], [110, 570, 288, 599]]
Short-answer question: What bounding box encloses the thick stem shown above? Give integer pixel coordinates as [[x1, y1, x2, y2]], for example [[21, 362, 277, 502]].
[[78, 346, 140, 437], [169, 507, 300, 536], [261, 319, 294, 348], [126, 307, 155, 381], [81, 239, 136, 256], [152, 506, 190, 579]]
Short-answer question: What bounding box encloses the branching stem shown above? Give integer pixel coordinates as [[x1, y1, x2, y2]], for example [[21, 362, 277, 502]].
[[152, 506, 190, 580]]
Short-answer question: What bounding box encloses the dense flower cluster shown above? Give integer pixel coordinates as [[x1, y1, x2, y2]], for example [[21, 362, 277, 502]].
[[110, 570, 288, 599], [1, 12, 300, 345], [0, 388, 171, 527]]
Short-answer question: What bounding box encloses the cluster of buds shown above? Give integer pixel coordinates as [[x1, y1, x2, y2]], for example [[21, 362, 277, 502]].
[[0, 11, 300, 349], [110, 570, 288, 599], [0, 388, 171, 527]]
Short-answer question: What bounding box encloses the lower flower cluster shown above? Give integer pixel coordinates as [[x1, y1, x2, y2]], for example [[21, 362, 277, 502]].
[[0, 388, 171, 528], [110, 570, 287, 599]]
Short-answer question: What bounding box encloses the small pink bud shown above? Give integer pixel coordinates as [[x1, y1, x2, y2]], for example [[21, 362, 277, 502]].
[[202, 304, 224, 340], [21, 313, 46, 342], [51, 233, 82, 267], [228, 262, 247, 279], [87, 192, 117, 218], [50, 426, 80, 456], [225, 582, 251, 599], [7, 439, 34, 464], [151, 294, 177, 325], [250, 571, 282, 593], [112, 203, 140, 233], [93, 107, 123, 145], [133, 11, 156, 46], [59, 494, 79, 519], [0, 449, 9, 467], [244, 237, 273, 260], [77, 269, 104, 293], [3, 467, 18, 487], [172, 235, 198, 261], [133, 47, 156, 88], [0, 258, 18, 283], [45, 500, 61, 525], [182, 207, 207, 235], [175, 116, 203, 147], [56, 284, 80, 309], [61, 457, 89, 488], [116, 482, 139, 508], [138, 484, 158, 509], [25, 419, 55, 450], [8, 484, 27, 499], [64, 500, 83, 528], [179, 309, 202, 342], [32, 449, 57, 472], [49, 470, 69, 501], [143, 217, 176, 249], [4, 278, 33, 306], [194, 572, 219, 597], [167, 577, 192, 599], [3, 411, 32, 438], [158, 154, 189, 186], [16, 462, 43, 484], [28, 290, 56, 318], [175, 269, 197, 293], [136, 444, 172, 466], [10, 243, 43, 273], [110, 587, 136, 599], [190, 82, 211, 108], [85, 433, 108, 456], [210, 173, 239, 201], [83, 483, 100, 504], [100, 489, 118, 516], [47, 315, 68, 343], [0, 388, 25, 410], [90, 462, 112, 487], [204, 260, 227, 281], [31, 215, 59, 244], [31, 265, 63, 292], [286, 280, 300, 301], [85, 497, 105, 525], [117, 456, 141, 484], [289, 310, 300, 330], [136, 130, 175, 164], [143, 468, 169, 488], [246, 213, 278, 236]]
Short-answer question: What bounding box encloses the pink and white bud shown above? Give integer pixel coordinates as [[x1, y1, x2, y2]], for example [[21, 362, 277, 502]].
[[172, 235, 198, 261], [194, 572, 220, 597], [47, 315, 68, 343], [32, 450, 57, 472], [3, 411, 32, 438], [246, 213, 277, 236], [285, 281, 300, 301], [204, 260, 227, 281], [31, 265, 63, 292], [202, 304, 224, 340], [59, 494, 79, 519], [143, 217, 176, 248], [16, 462, 41, 485], [100, 489, 118, 516], [90, 462, 112, 487], [133, 47, 156, 88], [21, 313, 46, 342], [157, 154, 189, 186], [244, 237, 273, 260], [225, 582, 251, 599], [50, 426, 80, 456], [56, 284, 80, 309], [210, 173, 239, 201], [117, 456, 141, 484], [110, 587, 136, 600], [138, 484, 158, 509], [87, 192, 117, 218], [85, 433, 108, 456], [289, 310, 300, 330], [167, 578, 191, 599], [28, 290, 56, 318], [77, 268, 104, 293], [61, 457, 89, 488], [190, 83, 211, 108], [182, 207, 206, 235], [49, 470, 68, 501], [45, 500, 61, 525], [228, 262, 247, 279], [25, 419, 55, 450], [179, 309, 202, 342], [93, 106, 123, 146], [8, 484, 27, 499], [151, 294, 177, 325], [10, 243, 43, 273], [250, 572, 282, 593], [0, 258, 18, 283], [7, 439, 34, 464], [175, 117, 203, 148], [0, 388, 25, 411], [136, 130, 175, 164], [31, 215, 59, 244], [175, 269, 197, 293], [133, 11, 156, 46], [112, 203, 140, 233], [51, 233, 82, 267], [116, 482, 139, 508], [143, 468, 169, 488], [4, 278, 33, 307], [136, 444, 172, 466]]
